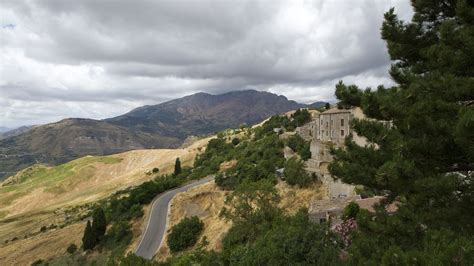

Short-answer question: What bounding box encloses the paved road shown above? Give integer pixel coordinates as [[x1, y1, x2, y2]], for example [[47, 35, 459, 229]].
[[135, 176, 215, 259]]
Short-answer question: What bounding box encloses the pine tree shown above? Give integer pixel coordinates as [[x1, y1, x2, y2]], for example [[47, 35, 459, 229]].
[[91, 207, 107, 241], [328, 0, 474, 262], [82, 220, 96, 250], [174, 157, 182, 176]]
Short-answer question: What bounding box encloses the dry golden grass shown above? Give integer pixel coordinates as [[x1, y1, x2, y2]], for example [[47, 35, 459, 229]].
[[0, 222, 84, 266]]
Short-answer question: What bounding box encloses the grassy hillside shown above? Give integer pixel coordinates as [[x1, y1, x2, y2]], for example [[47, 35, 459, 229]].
[[0, 137, 211, 249]]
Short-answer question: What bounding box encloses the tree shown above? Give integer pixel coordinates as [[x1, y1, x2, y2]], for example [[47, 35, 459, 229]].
[[284, 157, 313, 187], [91, 207, 107, 241], [325, 102, 330, 110], [174, 157, 182, 176], [82, 221, 96, 250], [167, 216, 204, 253], [328, 0, 474, 263]]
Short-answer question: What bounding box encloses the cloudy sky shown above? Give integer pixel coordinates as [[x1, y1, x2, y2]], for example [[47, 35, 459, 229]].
[[0, 0, 412, 128]]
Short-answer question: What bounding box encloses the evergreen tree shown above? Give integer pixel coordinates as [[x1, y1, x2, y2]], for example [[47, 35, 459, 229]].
[[91, 207, 107, 241], [328, 0, 474, 263], [325, 102, 330, 110], [82, 220, 96, 250], [174, 157, 182, 176]]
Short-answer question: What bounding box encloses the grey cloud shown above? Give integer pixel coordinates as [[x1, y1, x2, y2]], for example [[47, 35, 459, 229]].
[[0, 0, 413, 127]]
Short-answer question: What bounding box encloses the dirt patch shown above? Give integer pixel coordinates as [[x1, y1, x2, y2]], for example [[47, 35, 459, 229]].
[[219, 160, 237, 172]]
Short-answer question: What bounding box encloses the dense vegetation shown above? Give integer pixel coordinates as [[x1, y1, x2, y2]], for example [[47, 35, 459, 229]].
[[154, 180, 341, 265], [284, 157, 315, 187], [167, 216, 204, 253], [287, 134, 311, 160], [328, 0, 474, 263], [254, 108, 311, 136]]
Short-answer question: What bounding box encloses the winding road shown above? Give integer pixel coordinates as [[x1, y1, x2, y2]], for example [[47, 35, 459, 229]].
[[135, 176, 215, 259]]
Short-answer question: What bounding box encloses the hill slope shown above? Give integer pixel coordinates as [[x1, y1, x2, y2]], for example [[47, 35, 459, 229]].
[[0, 119, 181, 178], [0, 90, 309, 179], [0, 137, 210, 245]]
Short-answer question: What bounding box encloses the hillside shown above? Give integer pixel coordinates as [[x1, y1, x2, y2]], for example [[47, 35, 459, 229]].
[[0, 137, 211, 247], [0, 125, 34, 140], [0, 119, 181, 179], [0, 90, 311, 180]]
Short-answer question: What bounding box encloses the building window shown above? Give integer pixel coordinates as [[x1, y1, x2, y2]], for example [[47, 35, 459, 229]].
[[319, 218, 327, 223], [326, 131, 328, 136], [341, 119, 344, 126], [341, 130, 344, 136], [331, 120, 333, 126], [326, 122, 328, 128]]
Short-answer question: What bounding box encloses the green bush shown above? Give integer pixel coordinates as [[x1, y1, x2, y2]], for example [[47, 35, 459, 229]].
[[284, 157, 314, 187], [167, 216, 204, 253], [287, 135, 311, 161], [342, 201, 360, 220], [108, 221, 132, 243], [66, 243, 78, 254], [231, 137, 240, 146]]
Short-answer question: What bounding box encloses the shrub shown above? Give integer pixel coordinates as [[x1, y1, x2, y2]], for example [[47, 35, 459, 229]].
[[284, 157, 313, 187], [342, 201, 360, 220], [167, 216, 204, 253], [231, 137, 240, 146], [67, 243, 78, 254], [108, 221, 132, 243]]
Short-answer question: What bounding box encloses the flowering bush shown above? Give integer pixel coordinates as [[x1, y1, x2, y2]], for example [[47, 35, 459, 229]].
[[333, 218, 357, 247]]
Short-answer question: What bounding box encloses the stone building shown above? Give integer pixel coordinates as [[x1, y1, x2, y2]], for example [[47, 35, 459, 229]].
[[295, 107, 369, 199]]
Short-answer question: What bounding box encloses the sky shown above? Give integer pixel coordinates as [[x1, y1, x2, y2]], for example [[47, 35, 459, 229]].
[[0, 0, 413, 128]]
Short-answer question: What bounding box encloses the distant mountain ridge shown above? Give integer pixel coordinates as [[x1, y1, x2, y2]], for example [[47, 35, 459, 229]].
[[106, 90, 306, 138], [0, 125, 34, 140], [0, 90, 325, 179]]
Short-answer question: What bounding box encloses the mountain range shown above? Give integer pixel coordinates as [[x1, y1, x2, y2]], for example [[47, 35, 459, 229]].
[[0, 90, 326, 179]]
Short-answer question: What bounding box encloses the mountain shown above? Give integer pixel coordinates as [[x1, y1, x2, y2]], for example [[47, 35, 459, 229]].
[[0, 127, 11, 133], [0, 90, 308, 179], [0, 119, 181, 179], [106, 90, 305, 138], [0, 125, 34, 140]]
